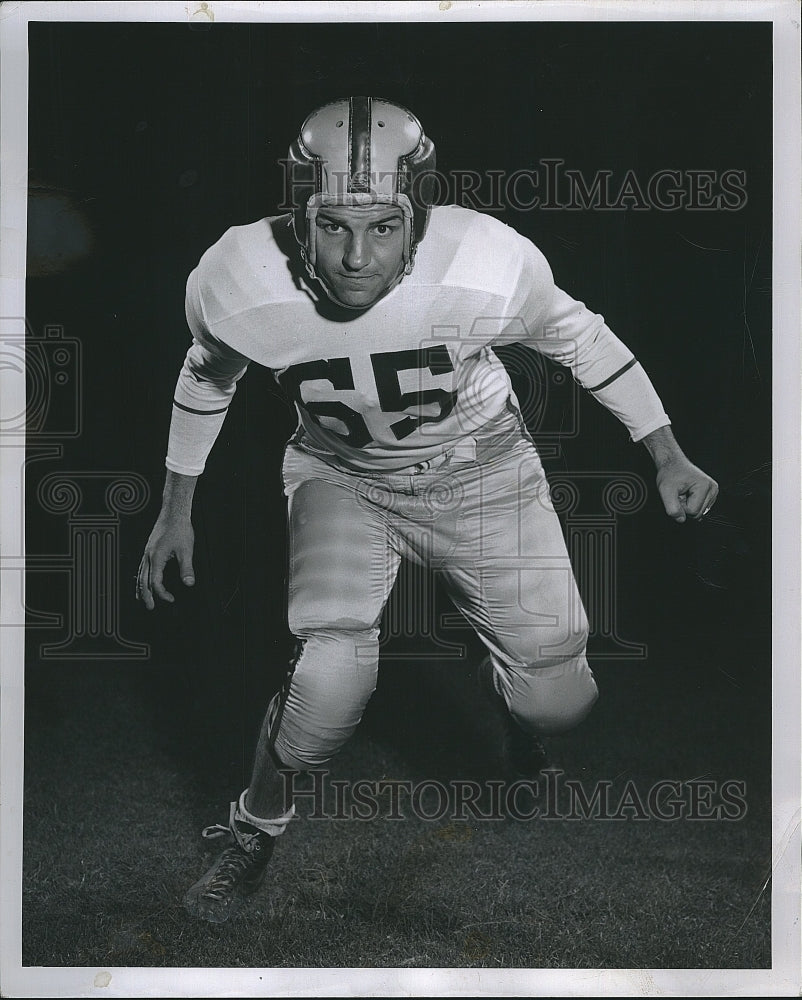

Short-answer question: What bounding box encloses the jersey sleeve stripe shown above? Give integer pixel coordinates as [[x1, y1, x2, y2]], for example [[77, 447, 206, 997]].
[[173, 399, 230, 416], [586, 358, 638, 392]]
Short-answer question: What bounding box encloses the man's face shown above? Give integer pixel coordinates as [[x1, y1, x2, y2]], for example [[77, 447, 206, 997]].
[[312, 203, 406, 309]]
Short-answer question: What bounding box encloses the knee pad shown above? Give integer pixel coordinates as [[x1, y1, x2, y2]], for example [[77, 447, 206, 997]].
[[269, 628, 381, 770], [504, 657, 599, 736]]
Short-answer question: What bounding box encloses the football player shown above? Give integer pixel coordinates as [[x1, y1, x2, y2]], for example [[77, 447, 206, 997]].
[[136, 97, 718, 923]]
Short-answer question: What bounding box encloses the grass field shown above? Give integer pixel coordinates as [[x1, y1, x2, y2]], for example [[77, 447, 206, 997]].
[[22, 627, 771, 971]]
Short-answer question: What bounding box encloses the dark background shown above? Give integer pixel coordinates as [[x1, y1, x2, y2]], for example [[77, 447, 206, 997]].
[[22, 18, 772, 968]]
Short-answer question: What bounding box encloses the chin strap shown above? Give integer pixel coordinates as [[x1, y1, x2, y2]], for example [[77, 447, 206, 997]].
[[202, 787, 296, 850]]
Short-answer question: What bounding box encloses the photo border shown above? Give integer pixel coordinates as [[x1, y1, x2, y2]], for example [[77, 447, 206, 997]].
[[1, 1, 799, 996]]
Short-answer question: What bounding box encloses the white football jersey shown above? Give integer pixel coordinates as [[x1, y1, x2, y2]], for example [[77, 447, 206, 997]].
[[167, 205, 669, 475]]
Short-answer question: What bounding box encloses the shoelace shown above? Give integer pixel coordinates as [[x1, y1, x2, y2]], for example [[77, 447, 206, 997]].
[[202, 823, 231, 840], [201, 846, 255, 901], [202, 822, 262, 853]]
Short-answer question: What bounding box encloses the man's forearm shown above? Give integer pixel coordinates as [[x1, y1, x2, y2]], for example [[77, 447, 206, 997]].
[[160, 469, 199, 520], [640, 424, 686, 468]]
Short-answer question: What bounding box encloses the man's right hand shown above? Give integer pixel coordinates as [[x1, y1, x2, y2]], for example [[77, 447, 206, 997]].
[[136, 515, 196, 611]]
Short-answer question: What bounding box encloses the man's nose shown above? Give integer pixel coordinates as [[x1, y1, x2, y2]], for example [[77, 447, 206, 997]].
[[343, 231, 370, 271]]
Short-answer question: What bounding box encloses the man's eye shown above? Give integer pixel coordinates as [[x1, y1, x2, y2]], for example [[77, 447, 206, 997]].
[[373, 223, 398, 235], [319, 221, 343, 233]]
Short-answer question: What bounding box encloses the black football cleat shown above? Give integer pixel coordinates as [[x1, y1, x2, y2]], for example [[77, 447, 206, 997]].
[[184, 793, 281, 924], [183, 833, 274, 924], [501, 718, 550, 778]]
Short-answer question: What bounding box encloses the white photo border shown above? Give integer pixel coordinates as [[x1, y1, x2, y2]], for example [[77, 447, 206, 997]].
[[1, 1, 799, 996]]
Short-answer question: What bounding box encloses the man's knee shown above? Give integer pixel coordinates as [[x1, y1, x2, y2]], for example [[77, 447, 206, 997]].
[[271, 694, 373, 769], [506, 657, 598, 736], [269, 627, 380, 770]]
